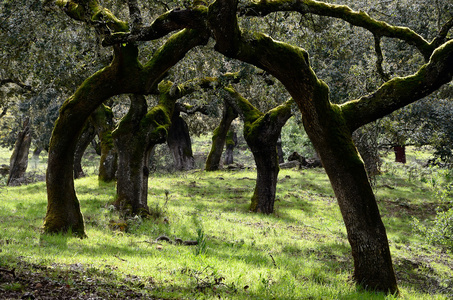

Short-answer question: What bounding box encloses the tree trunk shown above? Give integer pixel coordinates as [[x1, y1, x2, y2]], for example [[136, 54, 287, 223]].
[[394, 145, 406, 163], [205, 101, 238, 170], [91, 105, 118, 182], [223, 129, 237, 165], [167, 108, 195, 171], [74, 122, 96, 179], [114, 93, 175, 217], [302, 103, 398, 293], [7, 118, 31, 186], [249, 145, 279, 213], [223, 87, 292, 214], [44, 30, 209, 236]]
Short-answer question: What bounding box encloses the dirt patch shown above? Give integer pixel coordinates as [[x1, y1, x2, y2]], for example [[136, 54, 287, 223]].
[[0, 261, 157, 299]]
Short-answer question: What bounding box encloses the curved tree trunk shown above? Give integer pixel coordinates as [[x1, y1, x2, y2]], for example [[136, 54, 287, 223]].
[[167, 107, 195, 171], [207, 2, 401, 290], [91, 104, 118, 182], [205, 101, 238, 170], [74, 122, 96, 179], [8, 118, 31, 186]]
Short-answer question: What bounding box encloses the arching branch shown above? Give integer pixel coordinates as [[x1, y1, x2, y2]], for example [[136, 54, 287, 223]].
[[239, 0, 434, 60], [341, 40, 453, 131]]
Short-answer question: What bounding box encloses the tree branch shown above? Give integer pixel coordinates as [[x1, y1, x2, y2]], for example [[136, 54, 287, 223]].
[[429, 17, 453, 50], [102, 8, 208, 46], [0, 78, 33, 92], [373, 35, 390, 81], [239, 0, 434, 60], [127, 0, 143, 32], [341, 40, 453, 131]]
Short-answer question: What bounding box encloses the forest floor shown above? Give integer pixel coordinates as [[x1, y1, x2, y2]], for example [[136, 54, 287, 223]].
[[0, 146, 452, 299]]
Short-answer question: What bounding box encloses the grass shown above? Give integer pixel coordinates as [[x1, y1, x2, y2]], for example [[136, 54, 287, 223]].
[[0, 146, 452, 299]]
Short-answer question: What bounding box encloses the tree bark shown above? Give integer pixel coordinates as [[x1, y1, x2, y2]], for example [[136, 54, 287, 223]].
[[205, 101, 238, 170], [90, 104, 118, 181], [167, 106, 195, 171], [73, 122, 96, 179], [114, 92, 176, 216], [7, 118, 31, 186], [224, 87, 293, 213]]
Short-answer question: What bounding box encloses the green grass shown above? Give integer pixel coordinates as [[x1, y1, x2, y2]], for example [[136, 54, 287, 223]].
[[0, 146, 452, 299]]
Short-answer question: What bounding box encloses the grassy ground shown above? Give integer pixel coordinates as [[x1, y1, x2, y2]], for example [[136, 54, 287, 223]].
[[0, 146, 452, 299]]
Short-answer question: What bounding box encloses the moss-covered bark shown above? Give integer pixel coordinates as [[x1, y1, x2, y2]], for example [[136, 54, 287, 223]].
[[224, 86, 293, 214], [90, 104, 117, 182], [205, 101, 238, 171]]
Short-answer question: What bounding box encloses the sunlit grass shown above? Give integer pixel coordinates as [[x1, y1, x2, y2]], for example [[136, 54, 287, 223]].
[[0, 145, 452, 298]]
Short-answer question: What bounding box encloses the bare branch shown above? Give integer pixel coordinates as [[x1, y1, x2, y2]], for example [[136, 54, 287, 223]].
[[430, 17, 453, 49], [373, 35, 390, 81]]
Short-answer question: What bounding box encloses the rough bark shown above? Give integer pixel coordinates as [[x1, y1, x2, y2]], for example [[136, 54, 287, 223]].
[[73, 122, 96, 179], [114, 95, 152, 216], [7, 118, 31, 186], [90, 104, 118, 182], [205, 101, 238, 170], [167, 106, 195, 171], [224, 87, 293, 213]]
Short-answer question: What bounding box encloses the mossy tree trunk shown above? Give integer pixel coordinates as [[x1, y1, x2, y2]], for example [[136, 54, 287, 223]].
[[114, 95, 151, 216], [206, 101, 238, 170], [224, 87, 293, 213], [90, 104, 118, 182], [7, 118, 31, 186], [167, 105, 195, 171]]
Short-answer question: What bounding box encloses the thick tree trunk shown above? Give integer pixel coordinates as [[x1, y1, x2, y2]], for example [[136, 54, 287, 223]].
[[167, 108, 194, 171], [223, 129, 237, 165], [7, 118, 32, 186], [303, 104, 398, 293], [74, 122, 96, 179], [205, 102, 238, 170], [114, 93, 175, 217], [249, 145, 279, 213], [91, 105, 118, 182]]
